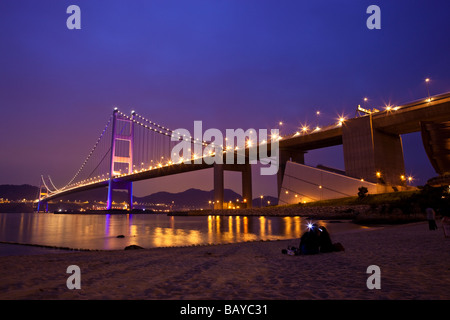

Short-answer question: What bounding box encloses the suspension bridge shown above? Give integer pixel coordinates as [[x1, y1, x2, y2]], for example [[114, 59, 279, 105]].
[[36, 108, 273, 211], [36, 91, 450, 212]]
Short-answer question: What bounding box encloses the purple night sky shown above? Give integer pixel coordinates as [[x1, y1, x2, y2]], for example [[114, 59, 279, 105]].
[[1, 1, 449, 198]]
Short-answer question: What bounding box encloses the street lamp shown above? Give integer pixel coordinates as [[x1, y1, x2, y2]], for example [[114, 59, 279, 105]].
[[278, 121, 283, 135], [425, 78, 431, 102], [301, 124, 309, 134], [407, 176, 414, 184]]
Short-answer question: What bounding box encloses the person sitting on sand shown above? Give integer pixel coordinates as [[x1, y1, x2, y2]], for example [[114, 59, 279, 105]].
[[318, 226, 334, 253], [299, 223, 321, 255], [282, 223, 344, 255], [318, 226, 345, 253]]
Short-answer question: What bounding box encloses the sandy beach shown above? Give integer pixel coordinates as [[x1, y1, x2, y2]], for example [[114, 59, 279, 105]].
[[0, 221, 448, 300]]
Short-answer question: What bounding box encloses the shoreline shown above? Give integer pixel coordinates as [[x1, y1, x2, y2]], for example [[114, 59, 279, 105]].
[[4, 197, 434, 227], [47, 203, 431, 223], [0, 209, 430, 256], [0, 221, 374, 256], [0, 241, 103, 253]]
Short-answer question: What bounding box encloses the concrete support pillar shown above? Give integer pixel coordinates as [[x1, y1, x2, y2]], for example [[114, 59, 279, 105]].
[[37, 200, 48, 213], [127, 182, 133, 211], [342, 115, 405, 186], [421, 120, 450, 175], [107, 181, 133, 210], [213, 163, 253, 209], [277, 148, 305, 198], [241, 163, 252, 208], [214, 164, 224, 209]]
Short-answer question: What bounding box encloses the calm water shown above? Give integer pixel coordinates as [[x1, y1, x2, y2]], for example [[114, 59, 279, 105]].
[[0, 212, 369, 254]]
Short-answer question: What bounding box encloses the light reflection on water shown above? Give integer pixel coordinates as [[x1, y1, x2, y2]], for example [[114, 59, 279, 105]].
[[0, 213, 367, 251]]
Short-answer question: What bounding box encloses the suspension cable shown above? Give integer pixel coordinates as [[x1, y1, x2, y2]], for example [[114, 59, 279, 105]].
[[47, 175, 60, 192], [40, 175, 54, 194], [63, 115, 113, 189]]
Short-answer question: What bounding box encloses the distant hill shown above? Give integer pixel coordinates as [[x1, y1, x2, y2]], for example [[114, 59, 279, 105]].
[[0, 184, 278, 210], [0, 184, 39, 201], [137, 188, 278, 209], [137, 188, 240, 207]]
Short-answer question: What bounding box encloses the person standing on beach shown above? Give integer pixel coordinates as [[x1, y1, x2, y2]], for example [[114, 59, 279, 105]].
[[426, 207, 438, 230]]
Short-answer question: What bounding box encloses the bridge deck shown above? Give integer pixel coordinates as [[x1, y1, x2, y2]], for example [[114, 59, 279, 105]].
[[40, 91, 450, 203]]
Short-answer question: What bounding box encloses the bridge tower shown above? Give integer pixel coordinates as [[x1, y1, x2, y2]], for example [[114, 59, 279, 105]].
[[106, 109, 134, 210], [36, 182, 49, 213]]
